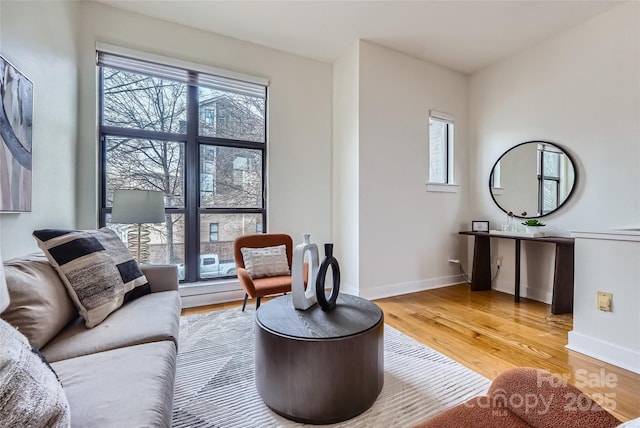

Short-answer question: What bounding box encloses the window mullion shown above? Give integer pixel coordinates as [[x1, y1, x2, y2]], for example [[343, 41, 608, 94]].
[[185, 84, 200, 282]]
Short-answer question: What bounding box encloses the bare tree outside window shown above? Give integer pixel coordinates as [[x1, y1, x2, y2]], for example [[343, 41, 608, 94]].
[[98, 56, 266, 283], [102, 69, 187, 265]]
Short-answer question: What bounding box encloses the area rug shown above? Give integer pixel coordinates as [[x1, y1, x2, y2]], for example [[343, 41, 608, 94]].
[[172, 308, 490, 427]]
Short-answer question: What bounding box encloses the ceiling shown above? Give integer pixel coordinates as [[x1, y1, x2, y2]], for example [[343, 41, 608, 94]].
[[97, 0, 622, 74]]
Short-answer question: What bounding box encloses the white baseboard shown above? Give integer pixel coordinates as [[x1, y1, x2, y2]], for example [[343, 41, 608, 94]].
[[493, 279, 552, 304], [354, 275, 464, 301], [179, 279, 246, 309], [180, 275, 464, 308], [181, 289, 246, 309], [567, 331, 640, 374]]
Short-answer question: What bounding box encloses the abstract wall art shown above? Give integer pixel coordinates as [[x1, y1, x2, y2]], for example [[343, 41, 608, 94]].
[[0, 55, 32, 212]]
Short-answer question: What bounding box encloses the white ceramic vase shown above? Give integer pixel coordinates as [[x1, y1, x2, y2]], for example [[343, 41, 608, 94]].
[[291, 234, 319, 310]]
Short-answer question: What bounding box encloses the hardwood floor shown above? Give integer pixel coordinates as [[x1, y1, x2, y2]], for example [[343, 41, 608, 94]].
[[182, 284, 640, 422]]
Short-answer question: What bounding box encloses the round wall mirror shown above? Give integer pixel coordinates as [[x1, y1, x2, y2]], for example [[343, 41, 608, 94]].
[[489, 141, 577, 219]]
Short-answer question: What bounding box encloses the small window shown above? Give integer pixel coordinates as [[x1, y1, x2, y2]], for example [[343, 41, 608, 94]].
[[428, 111, 454, 184], [209, 223, 219, 241]]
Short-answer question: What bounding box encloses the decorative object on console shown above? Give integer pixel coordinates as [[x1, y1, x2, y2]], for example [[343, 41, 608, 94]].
[[522, 219, 545, 227], [503, 211, 515, 232], [111, 189, 165, 263], [291, 234, 318, 310], [316, 243, 340, 311], [32, 227, 150, 328], [0, 55, 33, 213], [522, 219, 547, 235], [471, 221, 489, 233]]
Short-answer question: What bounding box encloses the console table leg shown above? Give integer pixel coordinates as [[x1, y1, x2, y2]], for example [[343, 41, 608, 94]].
[[514, 239, 521, 302], [471, 235, 492, 291], [552, 243, 574, 314]]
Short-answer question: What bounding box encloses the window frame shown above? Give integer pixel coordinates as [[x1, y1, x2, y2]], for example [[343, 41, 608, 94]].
[[209, 223, 219, 242], [97, 54, 267, 283], [428, 110, 455, 186], [537, 145, 561, 215]]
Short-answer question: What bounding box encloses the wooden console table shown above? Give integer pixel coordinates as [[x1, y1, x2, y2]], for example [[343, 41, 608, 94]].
[[459, 231, 574, 314]]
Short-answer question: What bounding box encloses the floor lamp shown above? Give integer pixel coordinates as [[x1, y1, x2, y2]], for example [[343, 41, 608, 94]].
[[111, 189, 165, 264]]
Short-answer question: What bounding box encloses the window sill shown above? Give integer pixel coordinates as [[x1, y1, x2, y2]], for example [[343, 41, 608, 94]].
[[179, 278, 240, 296], [426, 183, 459, 193], [491, 187, 504, 195]]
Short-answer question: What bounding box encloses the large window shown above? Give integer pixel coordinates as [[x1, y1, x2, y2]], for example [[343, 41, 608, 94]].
[[428, 110, 454, 184], [98, 51, 267, 283]]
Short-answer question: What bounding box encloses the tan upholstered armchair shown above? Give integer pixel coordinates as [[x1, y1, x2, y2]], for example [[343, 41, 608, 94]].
[[234, 234, 294, 311]]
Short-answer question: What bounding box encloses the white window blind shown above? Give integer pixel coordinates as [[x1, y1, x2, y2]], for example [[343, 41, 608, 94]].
[[96, 51, 266, 99]]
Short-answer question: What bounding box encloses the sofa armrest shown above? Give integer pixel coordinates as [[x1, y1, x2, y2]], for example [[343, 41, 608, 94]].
[[140, 264, 179, 293]]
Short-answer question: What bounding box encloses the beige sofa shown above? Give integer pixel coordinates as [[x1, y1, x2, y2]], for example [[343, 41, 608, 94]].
[[1, 253, 182, 427]]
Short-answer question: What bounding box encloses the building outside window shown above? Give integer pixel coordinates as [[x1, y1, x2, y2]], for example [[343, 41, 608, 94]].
[[428, 111, 454, 185], [98, 50, 267, 283]]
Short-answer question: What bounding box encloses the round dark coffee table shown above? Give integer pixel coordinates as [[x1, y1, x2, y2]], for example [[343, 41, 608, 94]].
[[255, 293, 384, 424]]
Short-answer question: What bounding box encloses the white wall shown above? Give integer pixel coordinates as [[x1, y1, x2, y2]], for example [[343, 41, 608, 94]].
[[356, 41, 468, 299], [468, 2, 640, 302], [0, 1, 78, 259], [332, 41, 360, 294], [75, 2, 333, 250], [569, 231, 640, 373]]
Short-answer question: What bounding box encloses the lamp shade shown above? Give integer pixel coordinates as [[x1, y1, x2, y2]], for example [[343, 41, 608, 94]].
[[111, 189, 165, 224]]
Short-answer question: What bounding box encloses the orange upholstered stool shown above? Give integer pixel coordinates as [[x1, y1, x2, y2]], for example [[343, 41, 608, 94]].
[[413, 367, 621, 428]]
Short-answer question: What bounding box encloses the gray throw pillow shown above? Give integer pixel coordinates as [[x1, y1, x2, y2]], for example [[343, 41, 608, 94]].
[[1, 253, 77, 349], [241, 244, 291, 278], [0, 318, 70, 427], [33, 228, 150, 328]]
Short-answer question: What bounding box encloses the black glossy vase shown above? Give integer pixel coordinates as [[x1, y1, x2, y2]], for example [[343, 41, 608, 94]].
[[316, 243, 341, 311]]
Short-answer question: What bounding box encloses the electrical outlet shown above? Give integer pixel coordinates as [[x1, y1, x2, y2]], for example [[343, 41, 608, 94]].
[[497, 256, 503, 267], [597, 291, 613, 311]]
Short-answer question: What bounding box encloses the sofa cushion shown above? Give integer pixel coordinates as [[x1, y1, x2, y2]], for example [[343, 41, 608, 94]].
[[0, 319, 70, 427], [1, 253, 77, 349], [41, 290, 181, 362], [241, 244, 290, 278], [33, 227, 150, 328], [51, 341, 176, 428]]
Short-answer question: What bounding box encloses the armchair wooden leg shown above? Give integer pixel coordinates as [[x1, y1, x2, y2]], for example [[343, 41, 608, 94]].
[[256, 297, 261, 310], [242, 293, 248, 312]]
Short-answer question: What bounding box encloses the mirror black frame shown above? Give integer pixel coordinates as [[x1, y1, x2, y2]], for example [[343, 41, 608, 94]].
[[489, 141, 577, 219]]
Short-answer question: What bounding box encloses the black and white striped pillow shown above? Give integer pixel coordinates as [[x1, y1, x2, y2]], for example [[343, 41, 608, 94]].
[[33, 228, 150, 328]]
